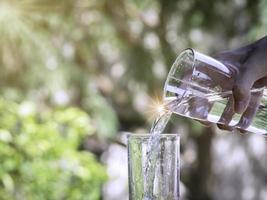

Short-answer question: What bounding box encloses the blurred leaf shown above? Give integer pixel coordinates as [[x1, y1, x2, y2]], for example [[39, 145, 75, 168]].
[[87, 94, 118, 139], [0, 130, 12, 143], [2, 174, 14, 193], [0, 98, 107, 200]]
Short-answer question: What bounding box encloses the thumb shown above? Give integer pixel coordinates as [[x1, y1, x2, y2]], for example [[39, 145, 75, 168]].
[[232, 70, 254, 114], [232, 47, 267, 114]]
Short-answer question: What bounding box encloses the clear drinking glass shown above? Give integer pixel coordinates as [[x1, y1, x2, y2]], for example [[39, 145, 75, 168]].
[[164, 48, 267, 135], [127, 134, 180, 200]]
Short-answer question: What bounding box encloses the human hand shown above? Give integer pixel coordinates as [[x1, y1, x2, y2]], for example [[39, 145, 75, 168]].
[[210, 36, 267, 131]]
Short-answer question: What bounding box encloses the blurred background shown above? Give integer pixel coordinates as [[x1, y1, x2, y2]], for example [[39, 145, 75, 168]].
[[0, 0, 267, 199]]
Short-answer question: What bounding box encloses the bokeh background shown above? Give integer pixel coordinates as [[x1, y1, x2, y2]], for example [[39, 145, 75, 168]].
[[0, 0, 267, 200]]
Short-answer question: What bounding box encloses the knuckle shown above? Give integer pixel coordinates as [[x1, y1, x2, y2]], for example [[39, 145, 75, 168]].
[[233, 83, 247, 97]]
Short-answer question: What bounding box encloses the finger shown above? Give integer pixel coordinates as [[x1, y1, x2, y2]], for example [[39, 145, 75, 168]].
[[235, 90, 263, 131], [232, 70, 253, 114], [218, 97, 235, 127], [233, 49, 267, 113]]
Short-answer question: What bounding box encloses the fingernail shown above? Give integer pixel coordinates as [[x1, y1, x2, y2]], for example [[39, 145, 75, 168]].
[[235, 102, 246, 114], [237, 128, 248, 135], [218, 124, 234, 131], [217, 124, 225, 130]]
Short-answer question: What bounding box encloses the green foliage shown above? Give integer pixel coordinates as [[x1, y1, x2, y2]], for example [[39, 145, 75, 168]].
[[0, 99, 107, 200], [85, 94, 119, 139]]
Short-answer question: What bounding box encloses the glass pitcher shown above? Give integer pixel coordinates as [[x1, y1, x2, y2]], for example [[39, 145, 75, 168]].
[[164, 48, 267, 135]]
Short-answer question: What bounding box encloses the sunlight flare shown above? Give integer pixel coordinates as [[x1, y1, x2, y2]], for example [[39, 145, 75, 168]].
[[145, 95, 168, 122]]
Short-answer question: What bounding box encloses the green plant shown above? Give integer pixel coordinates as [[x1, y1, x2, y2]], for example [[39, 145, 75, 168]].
[[0, 99, 107, 200]]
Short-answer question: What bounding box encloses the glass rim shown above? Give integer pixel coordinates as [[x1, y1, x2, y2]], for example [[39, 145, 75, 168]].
[[126, 133, 180, 139], [163, 48, 196, 100], [167, 48, 196, 76]]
